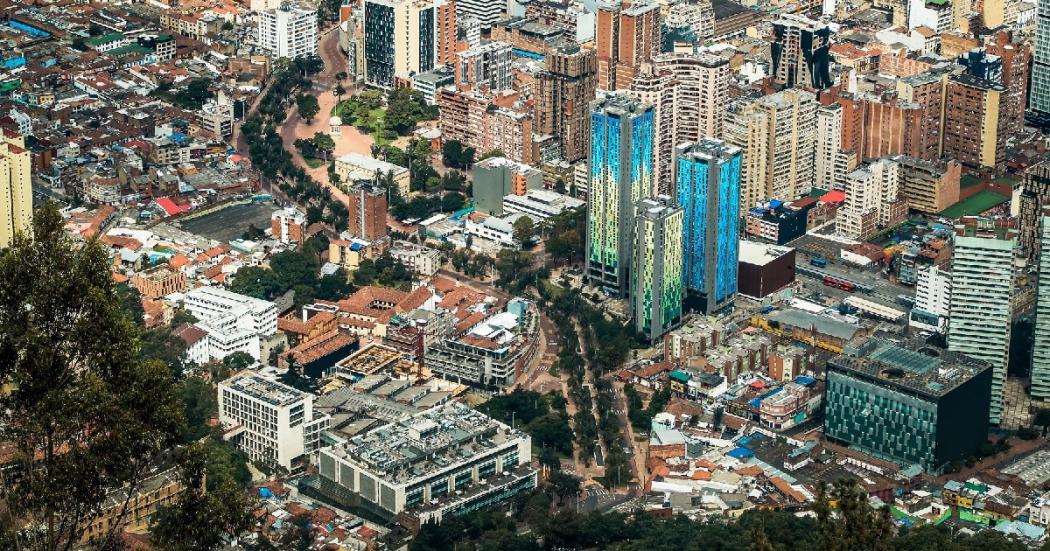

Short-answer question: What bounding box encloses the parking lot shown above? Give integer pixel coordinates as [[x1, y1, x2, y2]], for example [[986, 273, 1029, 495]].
[[178, 202, 279, 243]]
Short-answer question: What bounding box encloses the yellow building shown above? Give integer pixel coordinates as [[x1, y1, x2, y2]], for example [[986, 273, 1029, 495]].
[[0, 129, 32, 248], [80, 468, 184, 545]]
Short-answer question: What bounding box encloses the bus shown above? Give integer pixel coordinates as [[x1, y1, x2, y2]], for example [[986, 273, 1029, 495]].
[[823, 276, 856, 292]]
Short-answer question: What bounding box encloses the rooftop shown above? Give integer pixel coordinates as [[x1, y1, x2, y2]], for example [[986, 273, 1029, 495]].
[[223, 373, 308, 408], [832, 339, 990, 398], [739, 240, 794, 267], [324, 402, 527, 484]]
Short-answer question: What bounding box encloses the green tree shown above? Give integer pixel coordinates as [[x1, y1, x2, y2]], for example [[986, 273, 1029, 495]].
[[312, 132, 335, 161], [116, 282, 145, 324], [479, 149, 504, 161], [151, 443, 254, 551], [223, 351, 255, 373], [385, 88, 428, 134], [513, 216, 536, 247], [141, 325, 189, 378], [296, 93, 321, 124], [0, 205, 182, 549], [179, 376, 217, 442]]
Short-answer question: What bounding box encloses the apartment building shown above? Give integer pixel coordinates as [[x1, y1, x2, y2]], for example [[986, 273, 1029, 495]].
[[632, 196, 684, 342], [535, 44, 597, 163], [258, 4, 318, 60], [595, 1, 661, 90], [0, 129, 32, 248], [837, 158, 908, 240]]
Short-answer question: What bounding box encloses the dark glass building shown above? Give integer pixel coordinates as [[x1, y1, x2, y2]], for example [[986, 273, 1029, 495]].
[[824, 339, 992, 473]]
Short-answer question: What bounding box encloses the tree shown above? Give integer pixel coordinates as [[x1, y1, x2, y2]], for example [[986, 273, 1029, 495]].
[[440, 192, 466, 212], [479, 149, 504, 161], [312, 132, 335, 161], [223, 351, 255, 373], [547, 472, 581, 506], [151, 444, 254, 551], [0, 205, 182, 549], [116, 282, 145, 325], [513, 216, 536, 247], [179, 376, 217, 442], [172, 78, 214, 109], [385, 88, 428, 134], [334, 84, 346, 101], [296, 94, 320, 124]]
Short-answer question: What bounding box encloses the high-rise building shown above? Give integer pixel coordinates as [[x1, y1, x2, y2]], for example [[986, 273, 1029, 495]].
[[0, 129, 32, 248], [893, 70, 949, 162], [219, 372, 330, 470], [456, 41, 513, 91], [258, 3, 318, 60], [983, 31, 1031, 133], [632, 195, 684, 342], [363, 0, 443, 88], [724, 89, 817, 214], [837, 158, 908, 240], [627, 64, 676, 195], [596, 1, 661, 90], [911, 265, 952, 334], [942, 73, 1008, 170], [347, 182, 389, 241], [825, 339, 992, 472], [436, 0, 457, 66], [1018, 162, 1050, 262], [1032, 211, 1050, 400], [674, 139, 742, 315], [535, 44, 598, 163], [897, 157, 962, 214], [815, 103, 850, 189], [948, 231, 1015, 425], [585, 95, 654, 295], [1030, 0, 1050, 115], [454, 0, 506, 28], [770, 14, 833, 90], [652, 52, 730, 142]]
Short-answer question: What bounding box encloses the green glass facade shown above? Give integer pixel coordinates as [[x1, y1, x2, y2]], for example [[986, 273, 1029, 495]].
[[824, 341, 992, 472], [632, 196, 684, 342]]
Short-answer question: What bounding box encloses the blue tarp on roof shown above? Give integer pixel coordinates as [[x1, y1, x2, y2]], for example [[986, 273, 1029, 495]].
[[259, 488, 272, 498], [794, 376, 817, 386], [749, 387, 783, 408], [350, 242, 363, 251], [727, 447, 754, 459]]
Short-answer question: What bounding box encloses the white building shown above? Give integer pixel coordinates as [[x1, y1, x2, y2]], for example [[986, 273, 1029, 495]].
[[502, 188, 585, 222], [910, 265, 951, 334], [1031, 215, 1050, 400], [271, 207, 307, 244], [389, 240, 441, 276], [948, 235, 1014, 425], [200, 99, 234, 138], [316, 402, 535, 522], [837, 159, 907, 240], [464, 214, 519, 248], [219, 372, 330, 470], [908, 0, 953, 32], [455, 0, 506, 28], [258, 4, 318, 60], [183, 286, 278, 361]]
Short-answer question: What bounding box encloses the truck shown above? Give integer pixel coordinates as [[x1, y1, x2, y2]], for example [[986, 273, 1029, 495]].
[[810, 257, 827, 268]]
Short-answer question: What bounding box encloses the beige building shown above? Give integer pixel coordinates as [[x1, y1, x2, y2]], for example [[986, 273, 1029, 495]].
[[815, 102, 858, 190], [363, 0, 444, 88], [653, 52, 730, 142], [837, 158, 908, 239], [724, 89, 817, 214], [896, 157, 961, 214], [0, 129, 32, 248], [334, 153, 410, 198]]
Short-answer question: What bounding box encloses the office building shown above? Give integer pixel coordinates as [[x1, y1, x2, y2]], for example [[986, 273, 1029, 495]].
[[585, 95, 654, 295], [838, 159, 908, 240], [219, 372, 330, 470], [897, 157, 961, 214], [199, 100, 234, 138], [1032, 213, 1050, 400], [948, 233, 1015, 425], [471, 157, 544, 215], [258, 3, 318, 60], [674, 139, 742, 314], [632, 196, 684, 342], [347, 182, 388, 241], [456, 41, 513, 91], [724, 88, 817, 214], [911, 265, 952, 334], [535, 44, 597, 163], [0, 129, 31, 248], [825, 339, 992, 472], [412, 66, 455, 105], [363, 0, 442, 88], [1017, 161, 1050, 262], [316, 402, 535, 524], [770, 14, 833, 89], [595, 1, 661, 90], [744, 200, 811, 245], [941, 74, 1008, 170]]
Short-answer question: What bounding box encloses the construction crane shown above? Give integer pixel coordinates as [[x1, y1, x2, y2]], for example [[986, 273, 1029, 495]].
[[409, 319, 441, 381]]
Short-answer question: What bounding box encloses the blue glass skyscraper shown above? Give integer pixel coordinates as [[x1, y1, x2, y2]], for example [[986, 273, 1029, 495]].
[[585, 95, 654, 295], [674, 139, 743, 314]]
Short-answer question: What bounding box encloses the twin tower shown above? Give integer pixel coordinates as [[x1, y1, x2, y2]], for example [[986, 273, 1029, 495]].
[[583, 95, 743, 342]]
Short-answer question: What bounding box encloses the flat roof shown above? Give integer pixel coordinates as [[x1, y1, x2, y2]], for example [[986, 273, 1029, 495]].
[[739, 240, 793, 266], [832, 339, 990, 398], [223, 372, 306, 408]]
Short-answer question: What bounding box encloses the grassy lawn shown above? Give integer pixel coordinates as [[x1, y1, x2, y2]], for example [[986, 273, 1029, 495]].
[[333, 101, 389, 146], [303, 158, 325, 169], [939, 190, 1010, 218]]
